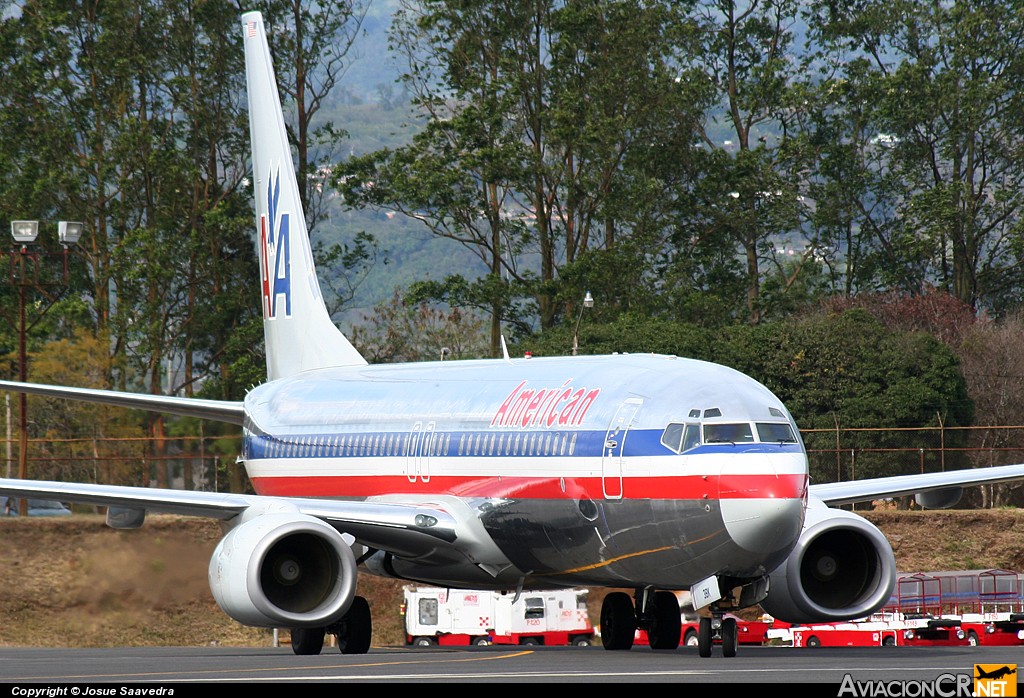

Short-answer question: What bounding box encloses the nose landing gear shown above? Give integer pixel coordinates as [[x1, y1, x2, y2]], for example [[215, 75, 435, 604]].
[[696, 613, 738, 657]]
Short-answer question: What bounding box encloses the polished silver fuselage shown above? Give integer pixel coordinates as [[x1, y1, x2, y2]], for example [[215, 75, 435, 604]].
[[242, 353, 809, 590]]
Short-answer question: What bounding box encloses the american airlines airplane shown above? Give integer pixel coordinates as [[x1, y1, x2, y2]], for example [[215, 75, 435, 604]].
[[2, 11, 1024, 659]]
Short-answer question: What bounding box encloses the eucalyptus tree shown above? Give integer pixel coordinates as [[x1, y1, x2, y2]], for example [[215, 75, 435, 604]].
[[0, 0, 148, 382], [808, 0, 1024, 314], [675, 0, 814, 325], [0, 1, 259, 488], [260, 0, 369, 234], [336, 0, 707, 353]]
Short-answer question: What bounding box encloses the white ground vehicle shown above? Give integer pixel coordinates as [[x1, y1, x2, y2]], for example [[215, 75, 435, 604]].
[[402, 586, 595, 647]]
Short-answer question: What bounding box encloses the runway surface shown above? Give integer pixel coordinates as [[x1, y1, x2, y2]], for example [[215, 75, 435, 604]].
[[0, 644, 1020, 687]]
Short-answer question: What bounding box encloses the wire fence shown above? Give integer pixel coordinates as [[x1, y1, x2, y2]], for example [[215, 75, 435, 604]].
[[802, 425, 1024, 477], [1, 434, 239, 492]]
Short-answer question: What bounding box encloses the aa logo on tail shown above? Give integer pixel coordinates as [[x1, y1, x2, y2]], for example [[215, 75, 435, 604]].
[[260, 170, 291, 319]]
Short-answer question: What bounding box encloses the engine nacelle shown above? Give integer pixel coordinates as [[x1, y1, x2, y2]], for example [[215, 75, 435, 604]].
[[208, 513, 357, 628], [761, 499, 896, 624], [915, 487, 962, 509]]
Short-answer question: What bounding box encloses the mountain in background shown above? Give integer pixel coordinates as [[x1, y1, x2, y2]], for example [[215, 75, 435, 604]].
[[309, 1, 488, 326]]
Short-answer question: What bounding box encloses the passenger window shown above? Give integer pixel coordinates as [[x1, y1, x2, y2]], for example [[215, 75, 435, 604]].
[[704, 423, 754, 443], [756, 423, 797, 443]]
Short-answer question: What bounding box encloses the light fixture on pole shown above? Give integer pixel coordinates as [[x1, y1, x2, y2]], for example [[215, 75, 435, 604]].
[[10, 220, 39, 246], [58, 221, 83, 246], [6, 220, 81, 516], [571, 291, 594, 356]]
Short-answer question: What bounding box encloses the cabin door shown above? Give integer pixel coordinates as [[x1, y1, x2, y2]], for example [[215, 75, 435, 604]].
[[406, 421, 435, 482], [601, 397, 643, 499]]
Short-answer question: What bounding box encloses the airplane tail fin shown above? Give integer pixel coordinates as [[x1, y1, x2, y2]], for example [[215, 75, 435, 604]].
[[241, 12, 367, 381]]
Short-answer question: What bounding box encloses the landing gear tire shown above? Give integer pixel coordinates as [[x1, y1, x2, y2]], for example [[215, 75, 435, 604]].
[[290, 626, 325, 656], [600, 591, 637, 650], [721, 616, 738, 658], [647, 591, 681, 650], [697, 617, 712, 658], [333, 596, 372, 654]]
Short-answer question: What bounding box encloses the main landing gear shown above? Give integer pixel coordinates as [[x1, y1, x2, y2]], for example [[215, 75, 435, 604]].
[[599, 589, 739, 658], [290, 596, 373, 655], [600, 589, 681, 651]]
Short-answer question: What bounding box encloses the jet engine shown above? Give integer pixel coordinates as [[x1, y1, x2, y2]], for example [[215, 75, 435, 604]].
[[760, 499, 896, 624], [207, 513, 357, 628]]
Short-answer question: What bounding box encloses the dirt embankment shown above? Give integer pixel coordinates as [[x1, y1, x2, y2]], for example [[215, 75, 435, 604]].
[[0, 509, 1021, 648]]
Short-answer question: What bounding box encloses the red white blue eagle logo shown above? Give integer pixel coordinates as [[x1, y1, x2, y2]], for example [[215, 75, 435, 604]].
[[259, 170, 291, 319]]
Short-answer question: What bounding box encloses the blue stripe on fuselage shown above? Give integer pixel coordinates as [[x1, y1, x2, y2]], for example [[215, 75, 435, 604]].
[[241, 425, 804, 461]]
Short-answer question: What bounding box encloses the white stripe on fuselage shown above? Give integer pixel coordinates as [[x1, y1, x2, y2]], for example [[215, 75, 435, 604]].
[[243, 451, 807, 480]]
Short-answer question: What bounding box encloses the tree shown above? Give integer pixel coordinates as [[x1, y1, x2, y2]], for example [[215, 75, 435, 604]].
[[261, 0, 370, 234], [0, 1, 260, 490], [677, 0, 812, 325], [18, 329, 147, 485], [734, 309, 973, 485], [955, 314, 1024, 507], [808, 0, 1024, 314], [350, 289, 489, 363], [337, 0, 707, 351]]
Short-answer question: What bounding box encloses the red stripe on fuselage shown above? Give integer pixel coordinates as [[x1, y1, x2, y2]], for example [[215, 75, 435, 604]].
[[248, 473, 807, 501]]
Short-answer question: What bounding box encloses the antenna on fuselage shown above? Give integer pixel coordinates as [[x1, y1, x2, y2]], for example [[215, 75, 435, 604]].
[[500, 335, 511, 363]]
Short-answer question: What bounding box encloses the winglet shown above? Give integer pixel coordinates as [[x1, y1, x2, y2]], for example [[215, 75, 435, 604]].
[[241, 12, 367, 380]]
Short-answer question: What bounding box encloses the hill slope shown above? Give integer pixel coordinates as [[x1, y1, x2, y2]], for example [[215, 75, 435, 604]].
[[0, 509, 1021, 648]]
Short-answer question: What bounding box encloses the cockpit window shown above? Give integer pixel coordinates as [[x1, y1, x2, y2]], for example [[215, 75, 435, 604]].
[[664, 420, 796, 451], [756, 422, 797, 443], [704, 423, 754, 443], [661, 422, 702, 453], [661, 423, 683, 451]]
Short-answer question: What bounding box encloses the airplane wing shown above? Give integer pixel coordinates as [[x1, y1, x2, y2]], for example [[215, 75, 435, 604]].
[[0, 477, 458, 552], [809, 462, 1024, 506], [0, 379, 244, 424]]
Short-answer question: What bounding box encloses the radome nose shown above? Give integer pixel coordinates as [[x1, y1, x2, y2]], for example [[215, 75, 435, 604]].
[[719, 452, 807, 554], [722, 496, 805, 554]]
